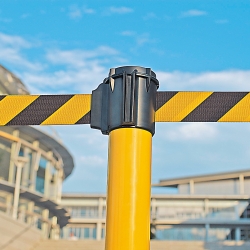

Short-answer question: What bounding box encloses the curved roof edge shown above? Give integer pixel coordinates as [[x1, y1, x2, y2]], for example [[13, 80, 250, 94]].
[[12, 125, 74, 179], [0, 65, 30, 95]]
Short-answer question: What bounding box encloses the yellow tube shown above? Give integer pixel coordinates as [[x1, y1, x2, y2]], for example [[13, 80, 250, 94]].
[[105, 128, 152, 250]]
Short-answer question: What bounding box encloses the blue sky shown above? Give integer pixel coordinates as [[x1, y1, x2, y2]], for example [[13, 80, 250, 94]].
[[0, 1, 250, 193]]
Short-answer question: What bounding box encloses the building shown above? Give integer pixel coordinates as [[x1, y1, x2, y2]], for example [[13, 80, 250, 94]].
[[60, 169, 250, 242], [0, 65, 74, 240]]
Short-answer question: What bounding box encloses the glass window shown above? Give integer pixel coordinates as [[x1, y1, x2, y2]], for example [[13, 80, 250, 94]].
[[92, 227, 97, 239], [39, 157, 47, 169], [101, 228, 105, 239], [36, 218, 42, 229], [156, 227, 205, 241], [67, 227, 97, 239], [36, 159, 46, 194], [36, 176, 45, 194], [84, 228, 90, 238], [70, 206, 98, 218], [19, 148, 24, 156]]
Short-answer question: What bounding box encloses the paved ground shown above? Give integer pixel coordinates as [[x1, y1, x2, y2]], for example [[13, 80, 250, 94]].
[[31, 239, 250, 250]]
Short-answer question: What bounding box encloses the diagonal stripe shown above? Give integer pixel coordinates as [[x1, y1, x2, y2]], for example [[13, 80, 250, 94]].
[[76, 111, 91, 124], [156, 91, 178, 110], [218, 93, 250, 122], [0, 96, 6, 101], [155, 92, 213, 122], [183, 92, 248, 122], [7, 95, 74, 125], [41, 94, 91, 125], [0, 95, 39, 125]]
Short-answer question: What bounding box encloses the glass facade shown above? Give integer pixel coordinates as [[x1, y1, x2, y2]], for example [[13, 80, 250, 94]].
[[71, 206, 99, 218], [155, 227, 230, 241], [61, 195, 250, 242], [61, 227, 98, 239], [0, 126, 71, 239]]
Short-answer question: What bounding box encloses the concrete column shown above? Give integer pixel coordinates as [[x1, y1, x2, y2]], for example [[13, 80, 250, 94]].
[[151, 198, 156, 219], [30, 141, 41, 192], [235, 227, 241, 241], [6, 193, 12, 216], [97, 223, 102, 240], [21, 146, 31, 187], [27, 201, 35, 225], [50, 216, 59, 239], [239, 174, 244, 195], [8, 130, 20, 183], [42, 209, 49, 239], [18, 204, 26, 222], [204, 199, 209, 217], [12, 159, 26, 219], [55, 169, 63, 203], [44, 152, 53, 198], [189, 180, 194, 194], [96, 197, 103, 240]]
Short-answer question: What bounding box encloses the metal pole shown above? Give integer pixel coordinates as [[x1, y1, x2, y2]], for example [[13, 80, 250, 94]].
[[91, 66, 159, 249], [105, 128, 152, 249]]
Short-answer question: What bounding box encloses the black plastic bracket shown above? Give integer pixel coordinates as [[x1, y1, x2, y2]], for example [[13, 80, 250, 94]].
[[90, 66, 159, 135]]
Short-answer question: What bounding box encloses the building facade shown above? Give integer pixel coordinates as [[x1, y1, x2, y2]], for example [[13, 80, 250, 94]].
[[61, 169, 250, 241], [0, 65, 74, 239]]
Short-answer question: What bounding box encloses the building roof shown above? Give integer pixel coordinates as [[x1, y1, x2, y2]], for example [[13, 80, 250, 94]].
[[0, 65, 30, 95], [154, 169, 250, 187], [62, 193, 250, 201], [62, 193, 107, 199]]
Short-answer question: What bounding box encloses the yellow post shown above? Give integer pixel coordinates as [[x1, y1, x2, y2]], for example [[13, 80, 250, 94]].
[[90, 66, 159, 249], [105, 128, 152, 250]]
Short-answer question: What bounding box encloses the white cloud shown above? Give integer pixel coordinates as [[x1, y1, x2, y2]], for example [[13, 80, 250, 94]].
[[68, 5, 95, 19], [0, 33, 121, 93], [215, 19, 229, 24], [80, 155, 106, 167], [0, 32, 31, 48], [83, 7, 95, 14], [22, 66, 107, 94], [120, 30, 135, 36], [157, 70, 250, 91], [180, 9, 207, 18], [165, 123, 218, 141], [120, 31, 153, 46], [68, 5, 82, 19], [20, 46, 122, 94], [136, 33, 151, 46], [45, 46, 119, 68], [0, 32, 43, 71], [21, 13, 30, 19], [143, 12, 157, 20], [109, 7, 133, 14]]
